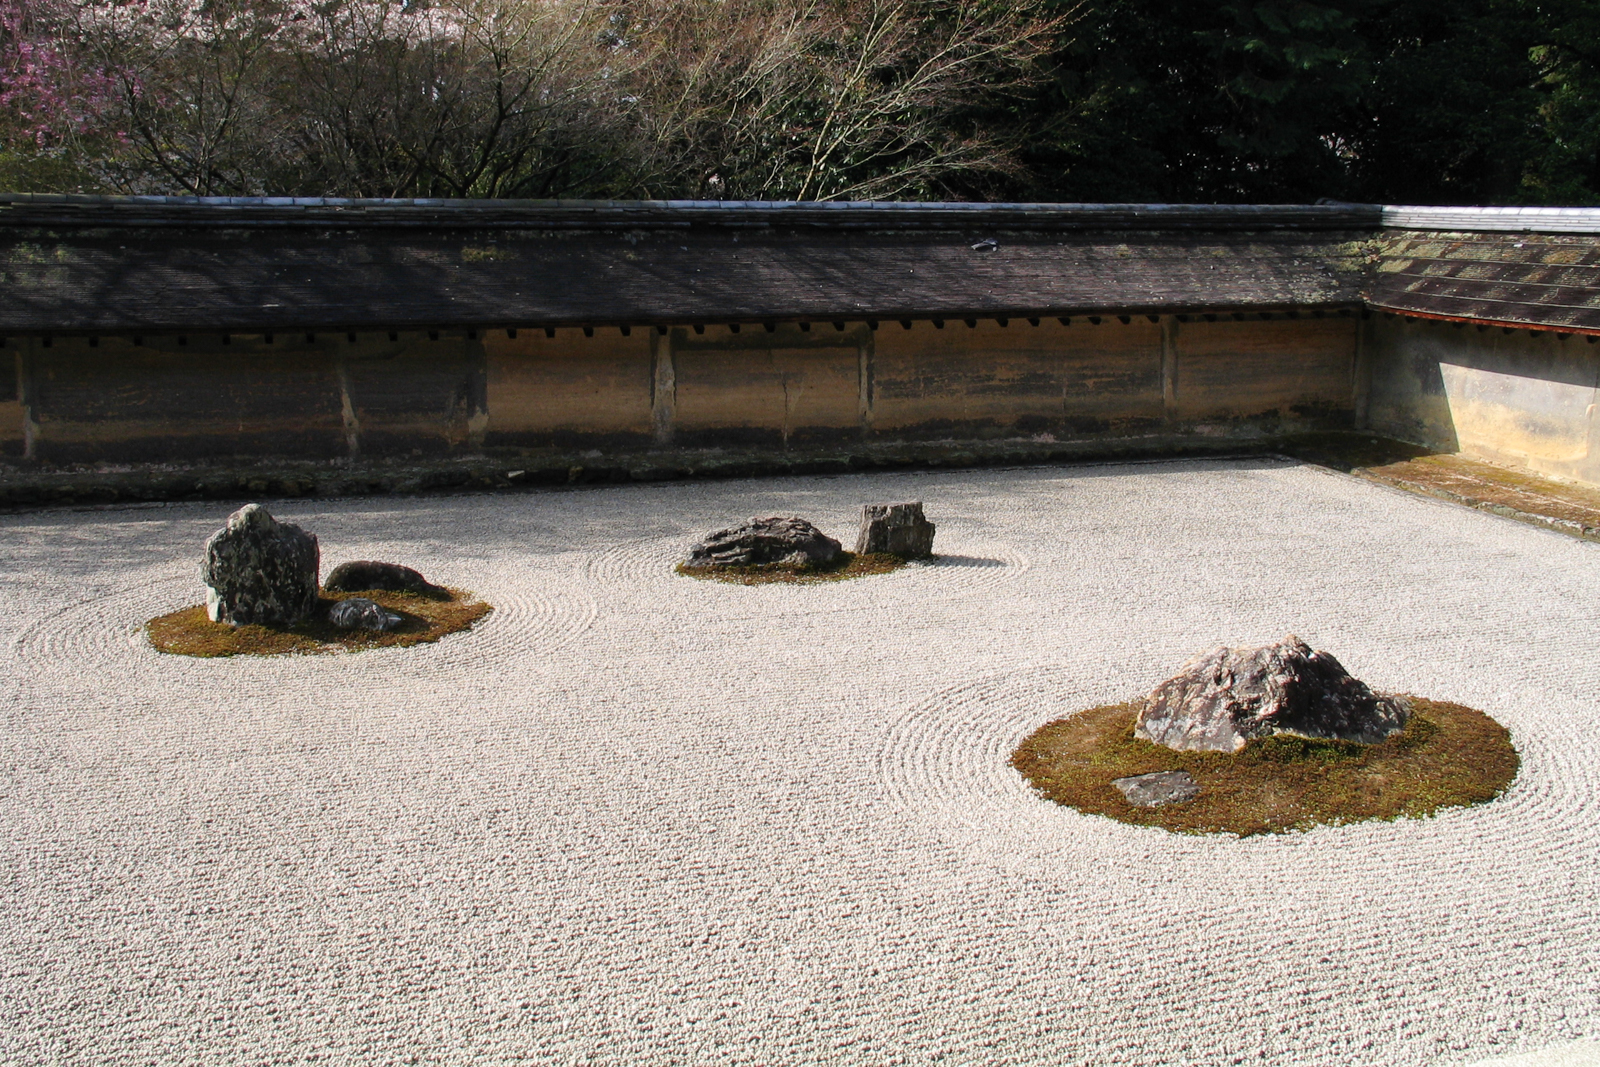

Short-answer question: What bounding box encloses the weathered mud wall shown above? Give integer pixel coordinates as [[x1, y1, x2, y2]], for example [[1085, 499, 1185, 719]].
[[3, 314, 1360, 467], [487, 315, 1358, 451], [1365, 315, 1600, 485]]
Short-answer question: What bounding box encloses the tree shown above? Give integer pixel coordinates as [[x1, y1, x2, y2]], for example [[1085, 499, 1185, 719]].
[[609, 0, 1071, 201]]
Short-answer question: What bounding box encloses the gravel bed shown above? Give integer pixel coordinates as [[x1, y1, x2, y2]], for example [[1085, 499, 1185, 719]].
[[1, 457, 1596, 1066]]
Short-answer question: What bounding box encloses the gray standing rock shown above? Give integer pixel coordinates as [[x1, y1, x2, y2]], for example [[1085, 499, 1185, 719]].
[[854, 501, 936, 558], [1135, 635, 1410, 752], [327, 597, 404, 632], [685, 516, 842, 568], [1113, 770, 1200, 807], [201, 504, 320, 627], [325, 560, 447, 599]]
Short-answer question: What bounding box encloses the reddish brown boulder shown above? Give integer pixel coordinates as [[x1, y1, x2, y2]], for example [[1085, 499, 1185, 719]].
[[1135, 635, 1410, 752]]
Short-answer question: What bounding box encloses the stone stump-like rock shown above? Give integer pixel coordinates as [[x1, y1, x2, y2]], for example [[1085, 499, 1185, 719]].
[[854, 501, 936, 558], [325, 560, 446, 598], [685, 516, 842, 568], [327, 597, 404, 632], [201, 504, 320, 627], [1135, 635, 1410, 752]]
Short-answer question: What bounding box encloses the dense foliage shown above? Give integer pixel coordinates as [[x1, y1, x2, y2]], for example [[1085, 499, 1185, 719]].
[[2, 0, 1596, 204]]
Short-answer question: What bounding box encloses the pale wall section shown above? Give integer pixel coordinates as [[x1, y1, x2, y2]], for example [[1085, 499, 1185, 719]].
[[1366, 317, 1600, 483], [872, 318, 1164, 438], [1175, 317, 1358, 425], [483, 328, 653, 447]]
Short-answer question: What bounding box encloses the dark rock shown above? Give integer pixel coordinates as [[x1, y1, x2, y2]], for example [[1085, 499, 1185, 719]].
[[325, 560, 447, 599], [854, 501, 937, 558], [685, 516, 842, 568], [201, 504, 320, 627], [327, 597, 404, 632], [1113, 770, 1199, 807], [1136, 635, 1410, 752]]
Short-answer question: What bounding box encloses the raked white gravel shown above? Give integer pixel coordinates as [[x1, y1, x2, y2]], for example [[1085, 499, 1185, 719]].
[[1, 457, 1596, 1066]]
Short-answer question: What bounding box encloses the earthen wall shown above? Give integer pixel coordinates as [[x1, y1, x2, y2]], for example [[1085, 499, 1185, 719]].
[[2, 314, 1361, 467]]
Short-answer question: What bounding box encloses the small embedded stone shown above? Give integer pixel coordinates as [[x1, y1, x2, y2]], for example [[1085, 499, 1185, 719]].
[[1112, 770, 1199, 807], [854, 501, 936, 558], [201, 504, 320, 628], [327, 597, 403, 632], [685, 516, 841, 568]]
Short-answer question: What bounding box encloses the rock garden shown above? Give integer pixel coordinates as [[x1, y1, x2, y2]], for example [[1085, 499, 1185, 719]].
[[145, 503, 491, 656]]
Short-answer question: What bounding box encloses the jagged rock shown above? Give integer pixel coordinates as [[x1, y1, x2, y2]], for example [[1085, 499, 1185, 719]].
[[327, 597, 403, 632], [685, 516, 842, 568], [201, 504, 320, 627], [854, 501, 936, 558], [1136, 635, 1410, 752], [1113, 770, 1199, 807], [325, 560, 447, 598]]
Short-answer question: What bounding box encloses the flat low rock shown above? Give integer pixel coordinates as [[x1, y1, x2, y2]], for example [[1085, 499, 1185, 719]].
[[201, 504, 320, 628], [685, 516, 842, 568], [854, 501, 936, 558], [1113, 770, 1199, 807], [325, 560, 447, 598], [1136, 634, 1410, 752], [327, 597, 404, 632]]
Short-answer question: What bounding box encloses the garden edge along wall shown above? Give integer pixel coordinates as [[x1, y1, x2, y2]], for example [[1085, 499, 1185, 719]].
[[0, 197, 1597, 501]]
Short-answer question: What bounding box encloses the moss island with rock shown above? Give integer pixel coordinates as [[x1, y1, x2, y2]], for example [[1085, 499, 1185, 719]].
[[146, 503, 491, 657], [1012, 636, 1519, 836]]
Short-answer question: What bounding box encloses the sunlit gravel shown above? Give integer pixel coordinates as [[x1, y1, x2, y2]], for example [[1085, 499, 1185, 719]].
[[1, 457, 1596, 1066]]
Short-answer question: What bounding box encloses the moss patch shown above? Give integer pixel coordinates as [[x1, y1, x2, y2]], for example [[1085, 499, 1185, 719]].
[[676, 551, 914, 585], [146, 588, 492, 657], [1010, 698, 1518, 836]]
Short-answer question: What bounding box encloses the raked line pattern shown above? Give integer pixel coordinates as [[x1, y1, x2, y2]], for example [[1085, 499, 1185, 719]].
[[0, 461, 1596, 1066]]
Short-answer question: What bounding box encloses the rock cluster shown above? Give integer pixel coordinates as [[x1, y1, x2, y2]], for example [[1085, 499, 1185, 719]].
[[685, 516, 842, 568], [854, 501, 936, 558], [325, 560, 447, 598], [199, 504, 454, 632], [1135, 635, 1410, 752], [201, 504, 320, 627]]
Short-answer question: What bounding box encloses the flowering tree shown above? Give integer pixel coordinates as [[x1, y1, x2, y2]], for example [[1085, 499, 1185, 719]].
[[0, 0, 1068, 198]]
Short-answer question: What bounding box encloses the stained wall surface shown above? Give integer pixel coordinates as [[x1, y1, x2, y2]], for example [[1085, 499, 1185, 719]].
[[6, 332, 487, 464], [1365, 316, 1600, 485], [0, 315, 1361, 466]]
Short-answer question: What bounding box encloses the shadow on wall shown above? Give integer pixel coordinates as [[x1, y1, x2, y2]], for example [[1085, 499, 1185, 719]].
[[1364, 316, 1600, 485]]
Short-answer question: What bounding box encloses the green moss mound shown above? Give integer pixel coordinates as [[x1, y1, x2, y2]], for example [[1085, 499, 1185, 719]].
[[1010, 698, 1518, 836], [146, 588, 492, 657], [676, 551, 914, 585]]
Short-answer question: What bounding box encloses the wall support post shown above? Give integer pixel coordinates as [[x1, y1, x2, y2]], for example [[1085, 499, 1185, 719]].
[[857, 331, 875, 440], [336, 356, 361, 459], [1352, 312, 1372, 429], [651, 328, 675, 445], [1160, 316, 1179, 425]]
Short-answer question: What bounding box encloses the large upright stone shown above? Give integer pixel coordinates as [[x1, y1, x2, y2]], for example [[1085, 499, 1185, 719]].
[[685, 516, 842, 568], [1135, 635, 1410, 752], [201, 504, 320, 627], [854, 501, 936, 558]]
